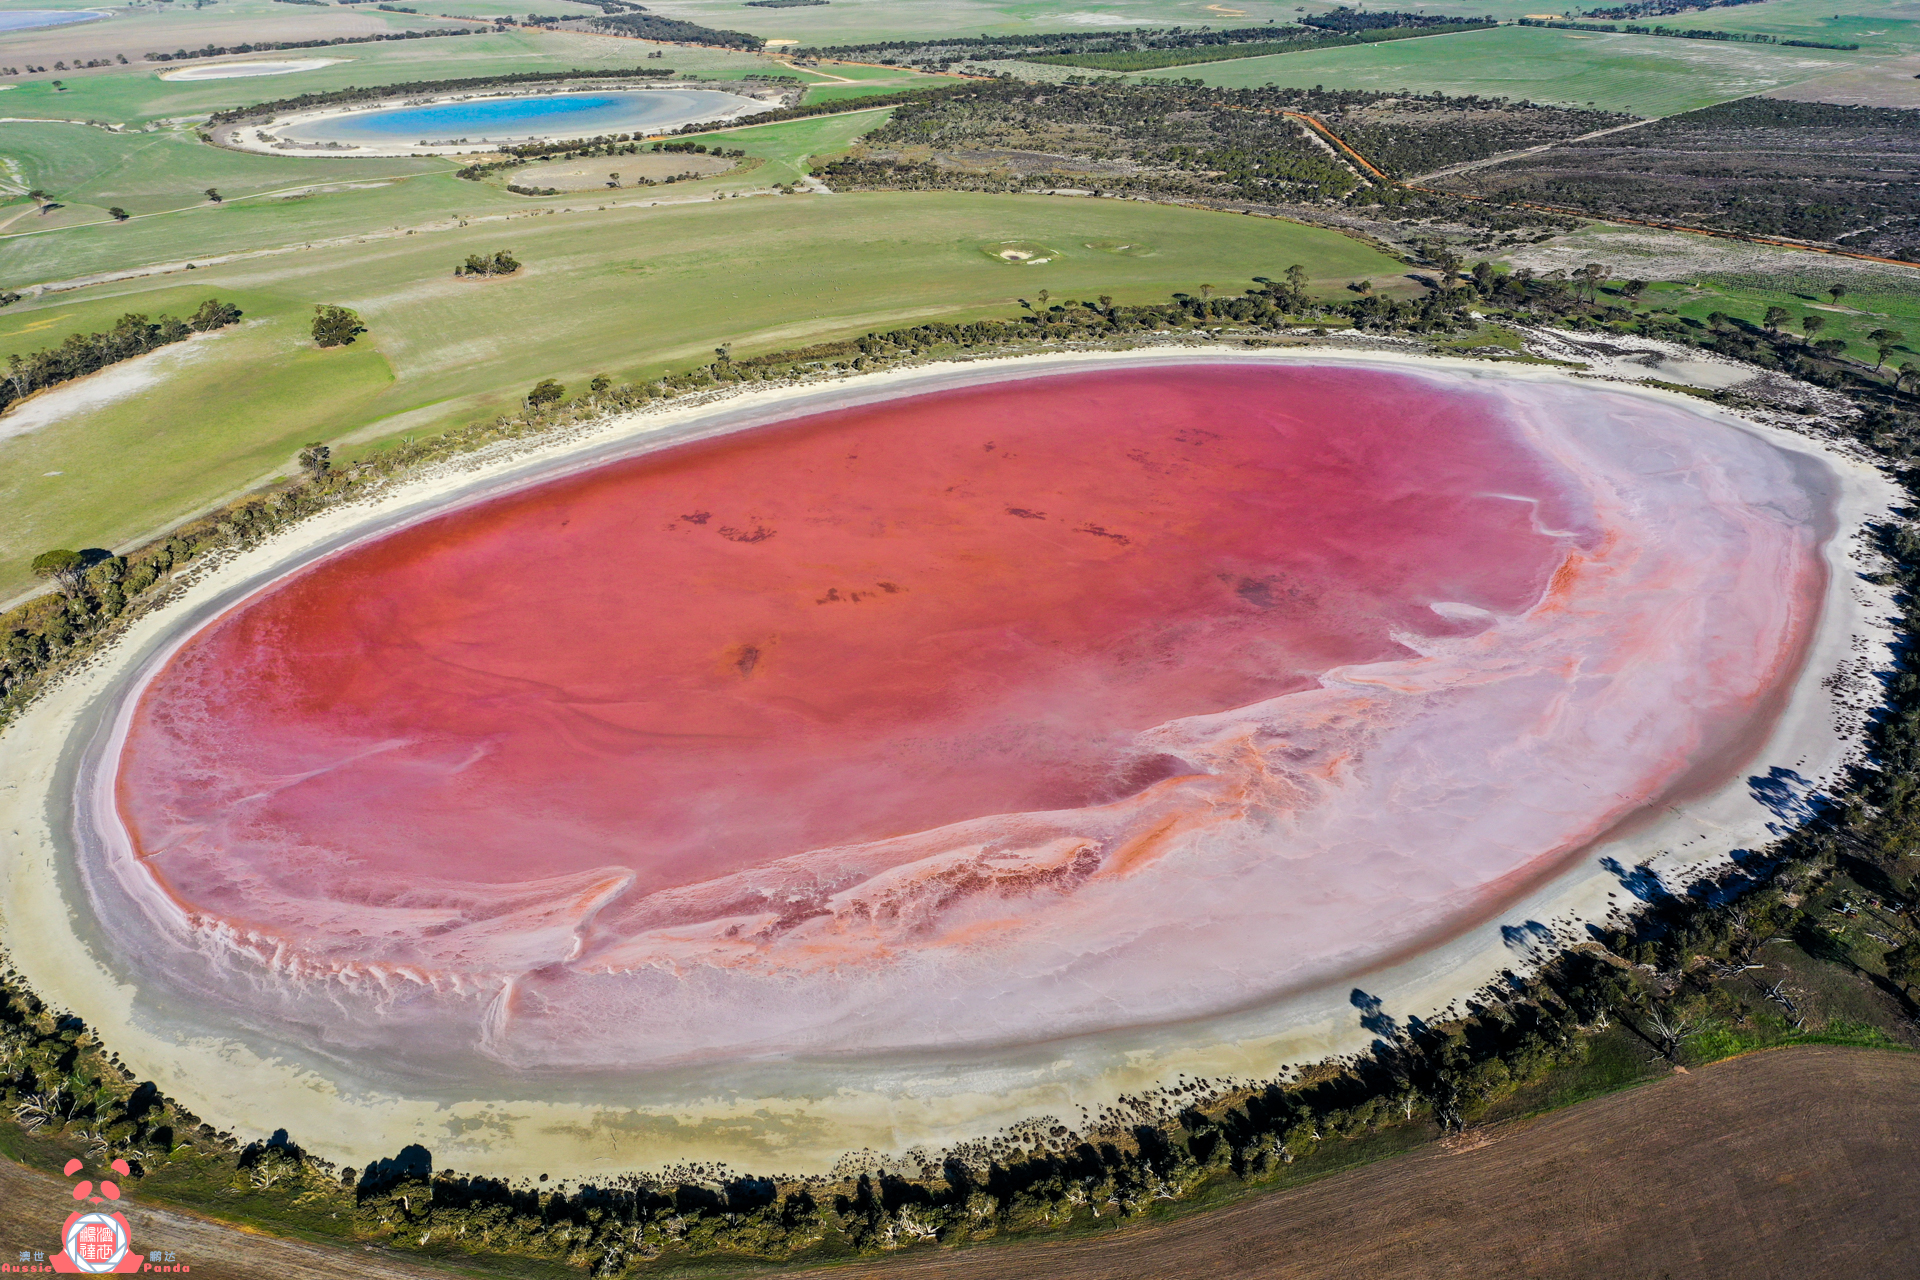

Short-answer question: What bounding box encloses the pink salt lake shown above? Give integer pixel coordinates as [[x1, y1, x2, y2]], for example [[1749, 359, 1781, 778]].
[[112, 364, 1826, 1070]]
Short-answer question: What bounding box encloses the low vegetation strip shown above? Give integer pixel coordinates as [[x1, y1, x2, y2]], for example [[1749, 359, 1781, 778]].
[[1582, 0, 1769, 18], [2, 271, 1919, 1277], [789, 27, 1305, 72], [145, 26, 481, 63], [1025, 22, 1497, 73], [204, 68, 680, 126], [1513, 16, 1854, 46], [0, 299, 240, 418]]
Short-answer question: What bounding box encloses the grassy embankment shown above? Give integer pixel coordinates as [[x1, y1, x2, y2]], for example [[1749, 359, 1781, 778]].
[[0, 190, 1398, 598]]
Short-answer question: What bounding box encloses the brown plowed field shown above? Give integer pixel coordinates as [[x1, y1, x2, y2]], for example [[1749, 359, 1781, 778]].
[[815, 1045, 1920, 1280], [2, 1046, 1916, 1279]]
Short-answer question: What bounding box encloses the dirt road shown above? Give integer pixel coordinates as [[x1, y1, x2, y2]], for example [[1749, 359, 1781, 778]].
[[3, 1045, 1915, 1278]]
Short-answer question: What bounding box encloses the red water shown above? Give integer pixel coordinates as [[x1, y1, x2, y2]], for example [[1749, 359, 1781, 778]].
[[118, 365, 1573, 950]]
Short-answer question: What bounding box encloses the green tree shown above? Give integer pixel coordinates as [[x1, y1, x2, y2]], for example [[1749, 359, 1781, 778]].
[[1800, 314, 1826, 341], [311, 305, 364, 348], [1706, 310, 1728, 331], [1899, 362, 1919, 392], [204, 188, 222, 203], [1621, 279, 1646, 300], [1868, 329, 1904, 371], [1827, 282, 1848, 305], [1578, 262, 1607, 304], [491, 249, 520, 275], [1886, 939, 1920, 991], [189, 298, 241, 332], [1286, 263, 1310, 295], [589, 374, 612, 395], [296, 443, 331, 480], [30, 549, 87, 597], [107, 206, 129, 222], [527, 378, 565, 406], [1763, 305, 1790, 332]]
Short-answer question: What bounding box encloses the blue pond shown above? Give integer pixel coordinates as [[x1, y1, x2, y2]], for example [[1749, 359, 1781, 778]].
[[284, 89, 765, 146], [0, 9, 101, 31]]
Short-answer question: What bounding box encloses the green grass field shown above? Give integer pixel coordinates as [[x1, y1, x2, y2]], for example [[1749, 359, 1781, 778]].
[[1667, 0, 1920, 53], [0, 190, 1398, 596], [0, 71, 940, 285], [1123, 24, 1881, 116], [1643, 275, 1920, 369]]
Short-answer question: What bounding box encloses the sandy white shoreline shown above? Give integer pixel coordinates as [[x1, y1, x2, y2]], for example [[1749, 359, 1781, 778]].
[[0, 347, 1897, 1179], [157, 58, 345, 83], [217, 85, 777, 159]]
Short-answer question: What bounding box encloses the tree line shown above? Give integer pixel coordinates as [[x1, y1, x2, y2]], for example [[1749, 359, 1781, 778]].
[[788, 22, 1349, 66], [1026, 21, 1497, 73], [147, 27, 479, 63], [1515, 17, 1857, 48], [1581, 0, 1765, 19], [0, 300, 240, 416]]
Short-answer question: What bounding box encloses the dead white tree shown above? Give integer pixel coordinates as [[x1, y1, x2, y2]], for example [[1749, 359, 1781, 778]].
[[1760, 980, 1806, 1029], [1642, 1005, 1703, 1061]]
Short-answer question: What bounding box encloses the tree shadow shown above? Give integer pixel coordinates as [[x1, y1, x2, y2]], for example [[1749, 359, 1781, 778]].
[[1600, 856, 1671, 903]]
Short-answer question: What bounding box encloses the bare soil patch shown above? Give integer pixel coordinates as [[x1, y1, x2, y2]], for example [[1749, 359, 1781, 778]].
[[1767, 52, 1920, 109], [514, 152, 734, 191]]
